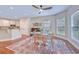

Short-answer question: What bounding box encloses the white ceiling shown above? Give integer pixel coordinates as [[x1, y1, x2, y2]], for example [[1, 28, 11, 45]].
[[0, 5, 69, 19]]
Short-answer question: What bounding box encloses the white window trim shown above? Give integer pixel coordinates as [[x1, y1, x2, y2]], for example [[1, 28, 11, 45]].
[[70, 10, 79, 48]]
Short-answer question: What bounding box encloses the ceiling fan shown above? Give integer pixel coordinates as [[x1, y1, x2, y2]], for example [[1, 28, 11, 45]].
[[32, 5, 52, 14]]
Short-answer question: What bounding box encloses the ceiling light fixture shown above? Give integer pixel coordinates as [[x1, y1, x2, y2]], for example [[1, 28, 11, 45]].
[[39, 9, 43, 14], [32, 5, 52, 14]]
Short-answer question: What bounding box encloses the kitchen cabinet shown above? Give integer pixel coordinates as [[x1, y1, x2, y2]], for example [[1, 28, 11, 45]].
[[0, 20, 10, 26]]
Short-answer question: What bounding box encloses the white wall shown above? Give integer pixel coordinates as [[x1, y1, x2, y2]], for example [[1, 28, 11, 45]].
[[20, 17, 31, 36]]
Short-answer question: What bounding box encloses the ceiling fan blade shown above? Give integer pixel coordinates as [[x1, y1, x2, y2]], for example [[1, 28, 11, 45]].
[[32, 5, 39, 9], [43, 7, 52, 10]]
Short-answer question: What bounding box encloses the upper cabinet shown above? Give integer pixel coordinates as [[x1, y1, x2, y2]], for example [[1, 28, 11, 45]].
[[0, 19, 20, 29], [0, 19, 10, 26], [9, 20, 15, 25]]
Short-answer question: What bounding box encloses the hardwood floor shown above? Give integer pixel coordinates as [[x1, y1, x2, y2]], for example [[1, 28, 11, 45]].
[[0, 35, 30, 54], [0, 40, 14, 54], [0, 37, 26, 54], [0, 48, 14, 54]]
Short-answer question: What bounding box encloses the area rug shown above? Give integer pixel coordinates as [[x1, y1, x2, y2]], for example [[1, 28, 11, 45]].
[[6, 37, 75, 54]]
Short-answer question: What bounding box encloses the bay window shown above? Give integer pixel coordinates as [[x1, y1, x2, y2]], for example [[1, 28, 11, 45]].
[[56, 14, 66, 36], [71, 11, 79, 40]]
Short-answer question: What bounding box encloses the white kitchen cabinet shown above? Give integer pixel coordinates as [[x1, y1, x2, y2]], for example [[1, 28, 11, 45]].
[[0, 19, 10, 26]]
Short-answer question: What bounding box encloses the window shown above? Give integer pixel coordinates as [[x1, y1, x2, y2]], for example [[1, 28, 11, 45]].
[[56, 16, 65, 36], [71, 11, 79, 40], [42, 20, 51, 35]]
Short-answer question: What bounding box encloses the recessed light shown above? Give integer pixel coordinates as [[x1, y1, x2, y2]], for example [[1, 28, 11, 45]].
[[9, 6, 14, 10]]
